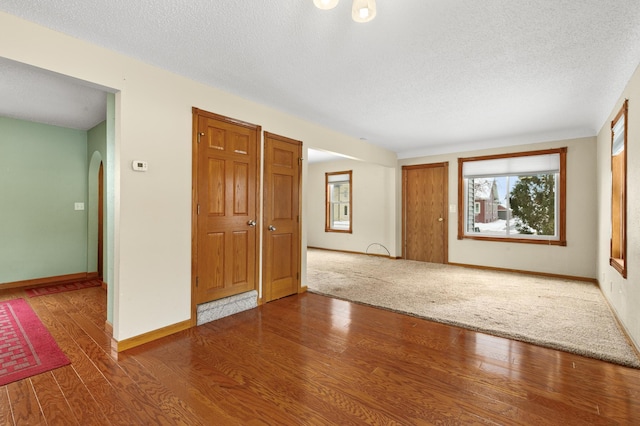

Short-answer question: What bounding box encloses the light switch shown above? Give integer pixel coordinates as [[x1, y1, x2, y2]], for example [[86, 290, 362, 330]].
[[449, 204, 457, 213], [74, 202, 85, 211]]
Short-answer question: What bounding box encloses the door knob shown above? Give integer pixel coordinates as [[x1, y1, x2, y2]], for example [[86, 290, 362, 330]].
[[268, 225, 277, 231], [247, 220, 257, 227], [438, 218, 444, 222]]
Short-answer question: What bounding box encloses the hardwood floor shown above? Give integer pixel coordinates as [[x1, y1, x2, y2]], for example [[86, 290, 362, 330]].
[[1, 286, 639, 425]]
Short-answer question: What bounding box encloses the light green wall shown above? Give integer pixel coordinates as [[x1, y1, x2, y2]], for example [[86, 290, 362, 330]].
[[0, 116, 88, 283], [84, 96, 114, 326]]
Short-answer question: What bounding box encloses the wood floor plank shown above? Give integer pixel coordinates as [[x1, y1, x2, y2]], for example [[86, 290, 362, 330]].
[[2, 286, 640, 425], [207, 312, 528, 425], [118, 352, 243, 426], [51, 366, 109, 426], [6, 379, 45, 425], [29, 372, 79, 426], [206, 310, 491, 423], [59, 289, 109, 342], [82, 379, 147, 426], [0, 387, 13, 426], [190, 326, 407, 426], [128, 336, 316, 425]]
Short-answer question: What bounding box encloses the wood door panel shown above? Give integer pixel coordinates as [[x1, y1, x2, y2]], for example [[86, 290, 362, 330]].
[[273, 147, 294, 168], [202, 232, 225, 292], [231, 230, 249, 285], [207, 158, 225, 215], [273, 174, 293, 220], [263, 133, 301, 303], [194, 109, 260, 306], [272, 234, 293, 280], [403, 163, 448, 264], [207, 128, 226, 150], [232, 134, 249, 155], [233, 162, 249, 215]]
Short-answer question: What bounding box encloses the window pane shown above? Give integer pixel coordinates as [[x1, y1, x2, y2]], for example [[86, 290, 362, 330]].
[[325, 171, 352, 233], [509, 174, 556, 236], [468, 177, 508, 236], [329, 181, 350, 230], [467, 174, 556, 238]]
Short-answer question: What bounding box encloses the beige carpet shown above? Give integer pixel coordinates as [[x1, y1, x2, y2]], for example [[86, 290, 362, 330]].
[[306, 249, 640, 368]]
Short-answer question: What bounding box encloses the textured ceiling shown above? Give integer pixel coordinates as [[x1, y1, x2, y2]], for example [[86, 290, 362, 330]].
[[1, 1, 639, 156], [0, 57, 108, 130]]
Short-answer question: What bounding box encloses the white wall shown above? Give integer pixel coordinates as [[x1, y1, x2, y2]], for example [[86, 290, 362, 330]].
[[398, 136, 598, 279], [0, 12, 396, 341], [307, 159, 396, 257], [597, 64, 640, 349]]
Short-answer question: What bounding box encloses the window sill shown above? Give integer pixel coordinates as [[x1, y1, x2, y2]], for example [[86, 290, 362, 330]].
[[325, 228, 352, 234], [610, 258, 627, 278], [459, 235, 566, 246]]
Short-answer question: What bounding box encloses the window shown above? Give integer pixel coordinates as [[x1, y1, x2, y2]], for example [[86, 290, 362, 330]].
[[457, 148, 566, 245], [325, 171, 352, 233], [610, 100, 628, 278]]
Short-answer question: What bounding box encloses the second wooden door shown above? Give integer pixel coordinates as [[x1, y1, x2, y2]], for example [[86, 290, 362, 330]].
[[262, 132, 301, 302]]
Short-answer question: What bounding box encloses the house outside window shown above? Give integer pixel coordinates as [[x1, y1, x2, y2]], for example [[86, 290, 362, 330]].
[[457, 148, 567, 245], [325, 171, 352, 233]]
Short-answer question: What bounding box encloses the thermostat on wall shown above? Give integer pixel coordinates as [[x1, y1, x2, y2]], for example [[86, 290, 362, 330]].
[[132, 160, 148, 172]]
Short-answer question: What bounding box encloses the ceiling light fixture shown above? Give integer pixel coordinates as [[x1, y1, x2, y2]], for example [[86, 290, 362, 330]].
[[313, 0, 377, 23], [352, 0, 376, 23], [313, 0, 339, 10]]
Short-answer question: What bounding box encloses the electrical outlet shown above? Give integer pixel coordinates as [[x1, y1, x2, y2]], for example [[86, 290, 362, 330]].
[[74, 202, 85, 211]]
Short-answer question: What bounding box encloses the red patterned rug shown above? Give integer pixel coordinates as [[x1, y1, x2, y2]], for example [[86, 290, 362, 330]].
[[0, 298, 70, 386], [25, 279, 102, 298]]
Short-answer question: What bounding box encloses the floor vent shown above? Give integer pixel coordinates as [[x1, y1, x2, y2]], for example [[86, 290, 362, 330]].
[[196, 290, 258, 326]]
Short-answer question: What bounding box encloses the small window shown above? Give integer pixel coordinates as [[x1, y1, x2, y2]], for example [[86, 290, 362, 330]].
[[325, 171, 352, 233], [610, 100, 628, 278], [457, 148, 566, 245]]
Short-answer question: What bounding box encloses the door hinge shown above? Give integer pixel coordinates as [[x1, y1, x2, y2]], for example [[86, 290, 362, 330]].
[[197, 204, 200, 215], [296, 272, 299, 280], [297, 215, 299, 223], [196, 276, 199, 287]]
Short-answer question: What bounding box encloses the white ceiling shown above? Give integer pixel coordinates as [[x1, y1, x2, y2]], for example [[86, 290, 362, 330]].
[[1, 1, 639, 156], [0, 57, 109, 130]]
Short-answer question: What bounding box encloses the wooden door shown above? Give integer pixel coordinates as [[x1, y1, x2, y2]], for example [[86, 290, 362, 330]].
[[262, 132, 301, 302], [403, 163, 448, 263], [192, 109, 260, 305]]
